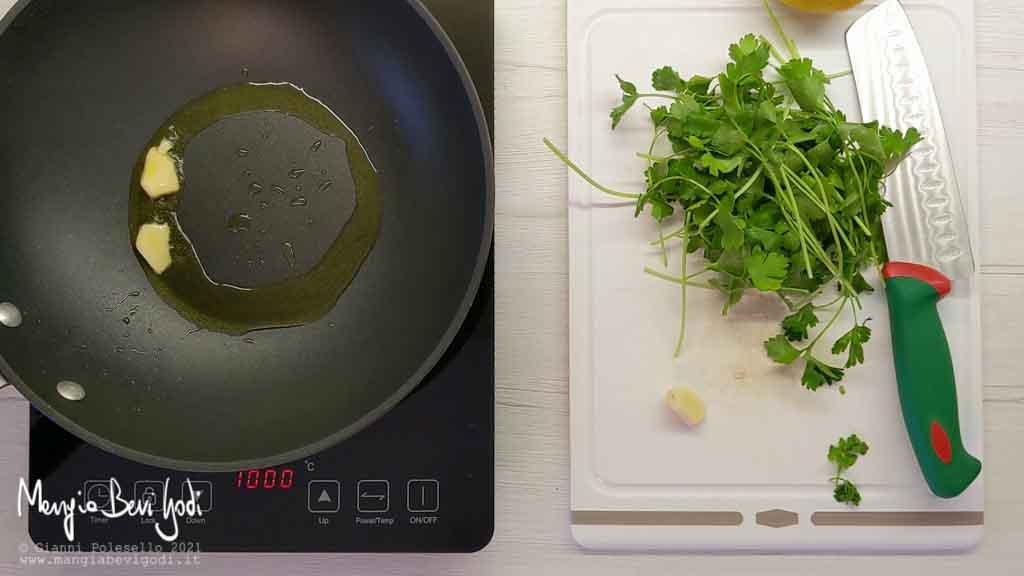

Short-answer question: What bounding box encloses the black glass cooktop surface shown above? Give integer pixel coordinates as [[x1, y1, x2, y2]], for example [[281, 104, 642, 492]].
[[27, 0, 494, 554]]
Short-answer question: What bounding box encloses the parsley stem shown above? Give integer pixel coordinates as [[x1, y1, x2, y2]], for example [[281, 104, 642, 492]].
[[643, 266, 713, 289], [651, 227, 684, 245], [771, 70, 849, 86], [788, 282, 832, 311], [776, 167, 856, 295], [771, 164, 816, 277], [636, 151, 695, 163], [759, 34, 787, 65], [650, 175, 714, 197], [656, 219, 669, 268], [543, 138, 640, 200], [814, 294, 845, 311], [649, 125, 670, 273], [852, 152, 878, 261], [648, 201, 710, 245], [780, 161, 857, 257], [803, 297, 849, 353], [763, 0, 800, 60], [698, 208, 720, 232], [635, 93, 683, 101], [735, 166, 764, 199], [674, 227, 689, 358], [852, 215, 872, 237]]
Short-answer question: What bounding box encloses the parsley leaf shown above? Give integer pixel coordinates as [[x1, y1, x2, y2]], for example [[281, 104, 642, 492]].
[[616, 75, 637, 96], [712, 248, 746, 278], [764, 334, 801, 365], [746, 226, 781, 251], [782, 304, 819, 342], [711, 125, 746, 156], [610, 75, 639, 129], [851, 272, 874, 294], [652, 66, 684, 92], [828, 433, 870, 472], [699, 153, 744, 177], [833, 479, 862, 506], [832, 321, 872, 368], [801, 356, 844, 391], [671, 95, 701, 122], [711, 275, 747, 316], [848, 123, 885, 162], [687, 74, 712, 95], [650, 199, 674, 221], [726, 34, 771, 82], [715, 195, 745, 250], [650, 106, 670, 126], [746, 248, 789, 291], [881, 126, 923, 160], [778, 58, 829, 112]]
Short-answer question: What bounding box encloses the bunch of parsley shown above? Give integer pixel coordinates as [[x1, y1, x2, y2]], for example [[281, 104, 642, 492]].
[[545, 1, 920, 392]]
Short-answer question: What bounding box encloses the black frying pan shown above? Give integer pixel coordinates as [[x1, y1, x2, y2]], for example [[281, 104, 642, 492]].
[[0, 0, 493, 471]]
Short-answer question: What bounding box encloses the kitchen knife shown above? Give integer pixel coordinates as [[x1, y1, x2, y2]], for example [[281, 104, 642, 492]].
[[847, 0, 981, 499]]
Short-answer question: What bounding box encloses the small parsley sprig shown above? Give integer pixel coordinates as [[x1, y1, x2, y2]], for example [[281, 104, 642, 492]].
[[544, 0, 921, 392], [828, 434, 869, 506]]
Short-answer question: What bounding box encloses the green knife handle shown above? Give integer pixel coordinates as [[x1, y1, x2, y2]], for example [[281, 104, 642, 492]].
[[883, 262, 981, 498]]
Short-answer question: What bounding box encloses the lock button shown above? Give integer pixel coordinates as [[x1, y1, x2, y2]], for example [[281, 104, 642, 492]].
[[133, 481, 166, 512]]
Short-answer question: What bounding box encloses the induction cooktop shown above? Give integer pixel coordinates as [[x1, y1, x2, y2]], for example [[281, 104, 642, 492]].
[[27, 0, 494, 554]]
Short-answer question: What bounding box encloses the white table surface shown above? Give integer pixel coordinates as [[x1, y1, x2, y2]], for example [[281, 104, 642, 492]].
[[2, 0, 1023, 574]]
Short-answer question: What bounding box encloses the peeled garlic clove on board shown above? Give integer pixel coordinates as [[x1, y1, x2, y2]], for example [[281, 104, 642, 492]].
[[666, 386, 706, 427]]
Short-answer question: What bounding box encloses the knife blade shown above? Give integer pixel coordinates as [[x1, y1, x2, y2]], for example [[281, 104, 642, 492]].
[[847, 0, 981, 499]]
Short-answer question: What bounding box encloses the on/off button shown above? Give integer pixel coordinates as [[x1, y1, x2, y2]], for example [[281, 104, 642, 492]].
[[407, 479, 439, 513], [307, 480, 340, 513]]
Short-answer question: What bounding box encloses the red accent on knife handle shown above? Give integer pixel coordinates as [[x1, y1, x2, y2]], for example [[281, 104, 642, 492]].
[[930, 420, 953, 464], [882, 261, 951, 298]]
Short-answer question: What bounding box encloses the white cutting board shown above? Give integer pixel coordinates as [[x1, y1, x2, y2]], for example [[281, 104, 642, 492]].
[[567, 0, 983, 552]]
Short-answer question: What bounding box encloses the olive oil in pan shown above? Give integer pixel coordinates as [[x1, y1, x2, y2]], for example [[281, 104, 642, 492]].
[[130, 83, 381, 335]]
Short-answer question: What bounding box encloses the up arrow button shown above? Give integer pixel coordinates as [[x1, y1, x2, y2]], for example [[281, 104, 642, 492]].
[[307, 480, 341, 513]]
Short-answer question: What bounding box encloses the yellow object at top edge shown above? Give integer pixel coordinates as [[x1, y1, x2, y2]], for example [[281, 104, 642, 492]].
[[778, 0, 864, 13]]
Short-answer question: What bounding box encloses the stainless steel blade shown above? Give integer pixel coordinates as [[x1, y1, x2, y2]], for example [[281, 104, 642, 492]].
[[846, 0, 974, 280]]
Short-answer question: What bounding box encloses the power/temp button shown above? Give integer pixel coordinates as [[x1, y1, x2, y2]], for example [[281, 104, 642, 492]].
[[407, 479, 439, 513]]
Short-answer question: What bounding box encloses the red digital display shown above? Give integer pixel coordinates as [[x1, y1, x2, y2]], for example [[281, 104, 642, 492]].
[[236, 468, 295, 490]]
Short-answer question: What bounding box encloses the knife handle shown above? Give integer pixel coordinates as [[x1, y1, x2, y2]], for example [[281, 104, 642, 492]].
[[883, 262, 981, 499]]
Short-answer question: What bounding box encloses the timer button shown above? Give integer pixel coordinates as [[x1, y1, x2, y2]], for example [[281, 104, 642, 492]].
[[83, 481, 113, 510], [308, 480, 341, 514]]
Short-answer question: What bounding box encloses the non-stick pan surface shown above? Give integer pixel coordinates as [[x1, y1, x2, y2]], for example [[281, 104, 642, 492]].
[[0, 0, 493, 471]]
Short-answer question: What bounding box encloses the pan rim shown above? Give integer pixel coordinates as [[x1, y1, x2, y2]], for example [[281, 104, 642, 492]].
[[0, 0, 495, 472]]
